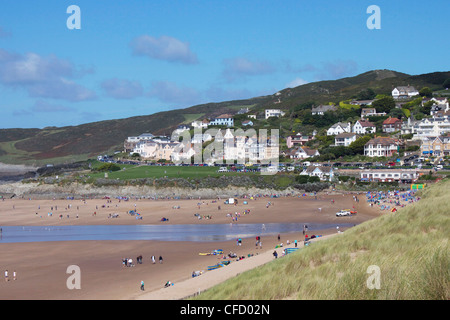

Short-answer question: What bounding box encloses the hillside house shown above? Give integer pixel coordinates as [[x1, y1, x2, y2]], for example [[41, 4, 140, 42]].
[[284, 146, 319, 159], [209, 114, 234, 127], [124, 133, 155, 153], [382, 117, 403, 133], [413, 115, 450, 140], [286, 133, 314, 148], [392, 86, 419, 99], [327, 122, 351, 136], [420, 134, 450, 157], [423, 97, 449, 116], [311, 104, 337, 115], [353, 119, 376, 134], [172, 125, 190, 136], [361, 108, 386, 118], [191, 119, 210, 129], [350, 100, 374, 106], [265, 109, 285, 119], [300, 166, 335, 181], [334, 133, 358, 147], [360, 169, 418, 183], [364, 136, 400, 158]]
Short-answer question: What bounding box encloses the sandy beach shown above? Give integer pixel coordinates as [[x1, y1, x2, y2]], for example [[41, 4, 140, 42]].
[[0, 192, 380, 300]]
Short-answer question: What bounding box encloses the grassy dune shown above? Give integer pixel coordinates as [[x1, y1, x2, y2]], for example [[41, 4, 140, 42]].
[[194, 180, 450, 300]]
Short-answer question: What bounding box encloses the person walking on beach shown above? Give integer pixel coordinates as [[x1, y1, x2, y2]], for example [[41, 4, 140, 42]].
[[152, 255, 156, 264], [140, 280, 145, 291], [159, 256, 163, 264], [273, 250, 278, 259], [4, 270, 8, 282]]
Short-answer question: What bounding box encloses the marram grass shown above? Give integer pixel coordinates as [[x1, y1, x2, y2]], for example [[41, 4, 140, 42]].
[[193, 179, 450, 300]]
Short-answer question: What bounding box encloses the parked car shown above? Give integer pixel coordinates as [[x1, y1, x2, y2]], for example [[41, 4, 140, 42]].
[[336, 209, 356, 216], [336, 210, 351, 216]]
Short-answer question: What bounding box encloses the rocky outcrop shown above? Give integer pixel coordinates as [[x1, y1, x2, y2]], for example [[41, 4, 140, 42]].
[[0, 181, 301, 200]]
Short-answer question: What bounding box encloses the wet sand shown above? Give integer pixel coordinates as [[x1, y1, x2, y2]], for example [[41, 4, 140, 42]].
[[0, 193, 379, 300]]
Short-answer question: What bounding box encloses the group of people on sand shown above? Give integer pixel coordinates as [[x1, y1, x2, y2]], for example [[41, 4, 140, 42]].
[[4, 269, 17, 282], [366, 190, 421, 211], [123, 254, 164, 268]]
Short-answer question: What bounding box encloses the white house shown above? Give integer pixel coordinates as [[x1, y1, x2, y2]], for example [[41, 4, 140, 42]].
[[172, 125, 190, 136], [191, 119, 210, 129], [327, 122, 351, 136], [412, 115, 450, 140], [285, 146, 319, 159], [191, 133, 213, 144], [265, 109, 285, 119], [364, 137, 400, 157], [334, 133, 358, 147], [353, 119, 376, 134], [209, 114, 234, 127], [423, 97, 449, 116], [124, 133, 155, 152], [311, 105, 337, 115], [392, 86, 419, 99], [171, 146, 196, 163], [360, 169, 418, 183], [300, 166, 335, 181], [361, 108, 386, 118]]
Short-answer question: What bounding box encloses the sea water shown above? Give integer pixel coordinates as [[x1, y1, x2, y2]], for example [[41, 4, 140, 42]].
[[0, 222, 355, 243]]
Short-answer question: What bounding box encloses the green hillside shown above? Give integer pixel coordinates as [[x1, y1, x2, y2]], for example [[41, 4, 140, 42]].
[[193, 178, 450, 300], [0, 69, 449, 165]]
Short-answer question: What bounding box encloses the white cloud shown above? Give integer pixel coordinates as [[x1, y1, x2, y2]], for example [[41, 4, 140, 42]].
[[130, 35, 198, 64], [0, 49, 96, 102], [148, 81, 201, 106], [31, 100, 75, 113], [222, 57, 275, 82], [101, 78, 143, 100]]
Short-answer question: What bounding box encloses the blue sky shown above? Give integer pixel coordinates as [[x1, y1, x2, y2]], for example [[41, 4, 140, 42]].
[[0, 0, 448, 128]]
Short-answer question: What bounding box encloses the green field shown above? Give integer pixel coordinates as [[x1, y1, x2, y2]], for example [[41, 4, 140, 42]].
[[89, 162, 258, 180]]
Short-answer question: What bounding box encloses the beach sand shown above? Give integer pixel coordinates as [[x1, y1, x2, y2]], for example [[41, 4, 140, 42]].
[[0, 192, 379, 300]]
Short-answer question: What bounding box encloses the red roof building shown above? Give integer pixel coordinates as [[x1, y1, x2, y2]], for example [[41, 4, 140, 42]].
[[382, 117, 402, 133]]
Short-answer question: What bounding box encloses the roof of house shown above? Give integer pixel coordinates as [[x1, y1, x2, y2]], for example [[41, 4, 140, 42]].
[[312, 105, 337, 112], [214, 114, 233, 119], [365, 136, 399, 146], [329, 121, 349, 129], [305, 166, 333, 173], [335, 132, 358, 139], [394, 86, 418, 92], [356, 119, 375, 127], [383, 117, 402, 124], [301, 147, 319, 156], [361, 107, 376, 112]]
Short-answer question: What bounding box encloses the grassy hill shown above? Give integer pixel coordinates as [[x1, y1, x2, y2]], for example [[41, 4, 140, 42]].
[[193, 178, 449, 300], [1, 69, 449, 165]]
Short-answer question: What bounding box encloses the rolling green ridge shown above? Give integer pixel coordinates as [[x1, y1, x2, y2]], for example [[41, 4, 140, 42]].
[[1, 69, 449, 165]]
